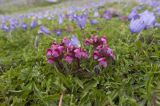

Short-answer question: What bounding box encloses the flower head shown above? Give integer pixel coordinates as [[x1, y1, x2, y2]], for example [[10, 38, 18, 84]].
[[94, 9, 99, 17], [140, 10, 156, 29], [58, 14, 64, 25], [98, 58, 107, 67], [128, 9, 139, 20], [40, 26, 51, 35], [75, 15, 87, 29], [90, 19, 98, 25], [30, 20, 38, 29], [129, 18, 145, 33], [103, 10, 112, 20], [55, 29, 62, 36], [22, 22, 27, 30], [1, 23, 10, 32], [69, 35, 81, 47], [85, 36, 107, 46]]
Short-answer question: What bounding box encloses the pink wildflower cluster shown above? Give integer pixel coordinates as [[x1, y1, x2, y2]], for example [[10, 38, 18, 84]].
[[85, 36, 115, 67], [47, 37, 88, 65], [47, 36, 115, 71]]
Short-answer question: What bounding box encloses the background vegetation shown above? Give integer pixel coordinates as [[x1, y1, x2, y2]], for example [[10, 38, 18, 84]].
[[0, 1, 160, 106]]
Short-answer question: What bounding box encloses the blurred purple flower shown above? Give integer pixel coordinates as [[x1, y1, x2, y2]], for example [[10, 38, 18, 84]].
[[40, 26, 51, 35], [84, 9, 89, 16], [90, 19, 98, 25], [158, 9, 160, 15], [1, 23, 10, 32], [155, 23, 160, 27], [75, 15, 87, 29], [103, 10, 112, 20], [69, 35, 81, 47], [22, 23, 27, 30], [30, 20, 38, 29], [140, 10, 156, 29], [128, 9, 139, 20], [94, 9, 99, 17], [150, 1, 160, 7], [129, 18, 145, 33], [55, 30, 62, 36], [47, 0, 58, 3], [58, 14, 64, 25]]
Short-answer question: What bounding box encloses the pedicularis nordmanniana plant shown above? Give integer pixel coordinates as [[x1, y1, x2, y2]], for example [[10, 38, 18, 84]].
[[46, 35, 115, 76]]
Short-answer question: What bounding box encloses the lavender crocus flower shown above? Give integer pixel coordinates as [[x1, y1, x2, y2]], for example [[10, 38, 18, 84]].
[[150, 1, 160, 7], [90, 19, 98, 25], [1, 23, 10, 32], [129, 18, 145, 33], [155, 23, 160, 27], [128, 9, 139, 20], [83, 9, 89, 16], [94, 9, 99, 17], [40, 26, 51, 35], [69, 35, 81, 47], [30, 20, 38, 29], [9, 19, 19, 30], [140, 10, 156, 29], [22, 23, 27, 30], [58, 14, 64, 25], [55, 30, 62, 36], [103, 10, 112, 20], [75, 15, 87, 29]]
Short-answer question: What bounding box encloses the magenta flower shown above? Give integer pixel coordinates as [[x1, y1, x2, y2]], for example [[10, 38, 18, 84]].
[[65, 55, 73, 64], [98, 58, 107, 67], [85, 36, 107, 46], [47, 49, 52, 57], [46, 43, 65, 64], [86, 36, 115, 68], [63, 37, 71, 46], [48, 58, 55, 64], [47, 36, 115, 72], [101, 37, 107, 44], [74, 48, 88, 59], [93, 50, 101, 60]]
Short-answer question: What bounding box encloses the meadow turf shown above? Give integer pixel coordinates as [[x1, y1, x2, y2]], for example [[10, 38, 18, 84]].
[[0, 3, 160, 106]]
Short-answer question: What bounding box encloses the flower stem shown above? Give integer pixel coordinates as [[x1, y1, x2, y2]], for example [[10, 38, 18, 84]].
[[58, 91, 64, 106]]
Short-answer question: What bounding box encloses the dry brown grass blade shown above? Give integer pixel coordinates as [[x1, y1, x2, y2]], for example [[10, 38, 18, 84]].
[[58, 91, 64, 106]]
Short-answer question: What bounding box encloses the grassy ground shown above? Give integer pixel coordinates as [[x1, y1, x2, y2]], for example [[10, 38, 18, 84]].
[[0, 3, 160, 106], [0, 1, 59, 15]]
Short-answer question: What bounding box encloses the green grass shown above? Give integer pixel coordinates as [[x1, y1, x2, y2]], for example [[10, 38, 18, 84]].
[[0, 1, 61, 15], [0, 4, 160, 106]]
